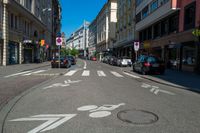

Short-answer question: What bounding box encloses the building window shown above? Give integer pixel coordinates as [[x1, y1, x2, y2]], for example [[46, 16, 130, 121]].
[[150, 0, 158, 12], [136, 12, 141, 23], [136, 0, 143, 7], [169, 13, 179, 33], [142, 6, 148, 19], [10, 13, 14, 29], [15, 16, 18, 29], [161, 19, 169, 36], [184, 2, 196, 30]]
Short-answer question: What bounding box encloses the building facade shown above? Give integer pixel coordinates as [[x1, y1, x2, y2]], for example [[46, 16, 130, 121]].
[[96, 0, 117, 60], [88, 19, 97, 58], [0, 0, 61, 66], [114, 0, 135, 58], [136, 0, 200, 73], [66, 21, 90, 57]]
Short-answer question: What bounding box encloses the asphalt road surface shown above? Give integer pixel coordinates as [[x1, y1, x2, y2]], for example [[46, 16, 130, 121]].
[[0, 59, 200, 133]]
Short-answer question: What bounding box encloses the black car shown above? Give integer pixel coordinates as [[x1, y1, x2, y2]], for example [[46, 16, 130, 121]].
[[51, 57, 71, 68], [133, 55, 165, 75], [67, 55, 76, 65]]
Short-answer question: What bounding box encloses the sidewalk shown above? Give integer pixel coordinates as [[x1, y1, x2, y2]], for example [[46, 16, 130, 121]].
[[123, 67, 200, 93], [0, 62, 50, 76]]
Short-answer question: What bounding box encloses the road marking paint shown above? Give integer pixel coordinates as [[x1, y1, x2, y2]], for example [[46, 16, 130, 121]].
[[82, 70, 90, 76], [123, 72, 141, 79], [23, 70, 47, 76], [89, 111, 111, 118], [64, 70, 77, 76], [10, 114, 77, 133], [97, 71, 106, 77], [83, 61, 87, 69], [141, 83, 151, 88], [77, 105, 98, 111], [4, 71, 32, 78], [110, 71, 124, 77]]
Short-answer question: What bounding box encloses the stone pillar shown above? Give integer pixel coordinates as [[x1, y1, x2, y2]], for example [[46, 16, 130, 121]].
[[19, 42, 22, 64], [2, 3, 8, 66]]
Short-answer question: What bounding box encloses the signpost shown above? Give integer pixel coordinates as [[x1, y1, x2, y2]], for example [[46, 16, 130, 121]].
[[56, 37, 62, 68], [134, 41, 140, 61]]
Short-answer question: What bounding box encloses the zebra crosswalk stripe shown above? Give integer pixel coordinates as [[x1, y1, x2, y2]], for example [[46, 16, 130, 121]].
[[110, 71, 124, 77], [97, 71, 106, 77], [64, 70, 77, 76], [82, 70, 90, 76]]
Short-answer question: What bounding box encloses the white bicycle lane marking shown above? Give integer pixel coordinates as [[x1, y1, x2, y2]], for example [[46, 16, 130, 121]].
[[10, 103, 125, 133]]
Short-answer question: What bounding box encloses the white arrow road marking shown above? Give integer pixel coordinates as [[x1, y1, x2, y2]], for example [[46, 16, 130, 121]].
[[82, 70, 90, 76], [64, 80, 82, 84], [4, 71, 32, 78], [123, 72, 141, 79], [89, 103, 125, 112], [141, 83, 175, 96], [64, 70, 78, 76], [23, 70, 47, 76], [110, 71, 124, 77], [97, 71, 106, 77], [10, 114, 76, 133]]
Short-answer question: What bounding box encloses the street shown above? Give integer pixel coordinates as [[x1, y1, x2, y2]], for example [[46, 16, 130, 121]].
[[0, 59, 200, 133]]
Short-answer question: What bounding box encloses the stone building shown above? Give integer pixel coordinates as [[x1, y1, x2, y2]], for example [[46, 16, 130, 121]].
[[0, 0, 61, 66]]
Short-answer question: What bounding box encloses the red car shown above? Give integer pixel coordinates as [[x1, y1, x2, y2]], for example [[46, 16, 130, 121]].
[[91, 56, 97, 61]]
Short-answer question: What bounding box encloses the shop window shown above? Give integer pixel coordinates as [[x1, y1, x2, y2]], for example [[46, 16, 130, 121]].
[[182, 44, 196, 66], [184, 2, 196, 30]]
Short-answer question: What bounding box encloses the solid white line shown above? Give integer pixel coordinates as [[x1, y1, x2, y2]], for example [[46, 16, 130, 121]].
[[123, 72, 141, 79], [64, 70, 77, 76], [83, 61, 87, 69], [82, 70, 90, 76], [41, 114, 77, 132], [23, 70, 47, 76], [97, 71, 106, 77], [4, 71, 32, 78], [110, 71, 124, 77]]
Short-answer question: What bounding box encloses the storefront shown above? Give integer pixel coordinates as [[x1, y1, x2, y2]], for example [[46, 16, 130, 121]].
[[8, 41, 19, 65], [23, 42, 34, 63]]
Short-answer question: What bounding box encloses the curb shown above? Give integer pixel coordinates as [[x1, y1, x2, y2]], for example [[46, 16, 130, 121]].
[[123, 70, 200, 93]]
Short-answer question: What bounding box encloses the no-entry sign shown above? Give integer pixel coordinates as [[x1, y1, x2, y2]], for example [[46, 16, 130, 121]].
[[56, 37, 62, 46]]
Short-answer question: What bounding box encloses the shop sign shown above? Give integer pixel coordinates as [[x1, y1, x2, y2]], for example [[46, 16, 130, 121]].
[[143, 41, 150, 49], [192, 29, 200, 37], [134, 41, 140, 51]]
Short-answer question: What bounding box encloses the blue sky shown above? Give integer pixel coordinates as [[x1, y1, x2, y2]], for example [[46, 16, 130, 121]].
[[60, 0, 107, 38]]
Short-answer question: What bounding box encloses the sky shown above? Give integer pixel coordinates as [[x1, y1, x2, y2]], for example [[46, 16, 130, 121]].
[[60, 0, 107, 38]]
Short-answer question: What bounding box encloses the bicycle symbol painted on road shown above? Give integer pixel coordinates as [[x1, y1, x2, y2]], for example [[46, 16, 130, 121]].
[[77, 103, 125, 118]]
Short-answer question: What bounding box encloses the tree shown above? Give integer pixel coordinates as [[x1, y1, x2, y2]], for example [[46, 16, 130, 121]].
[[61, 48, 70, 57], [70, 48, 79, 56]]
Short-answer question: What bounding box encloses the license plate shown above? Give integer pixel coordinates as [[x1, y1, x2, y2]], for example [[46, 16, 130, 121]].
[[152, 64, 159, 67]]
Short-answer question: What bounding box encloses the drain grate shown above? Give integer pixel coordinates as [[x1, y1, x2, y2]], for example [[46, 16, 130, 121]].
[[117, 109, 159, 125]]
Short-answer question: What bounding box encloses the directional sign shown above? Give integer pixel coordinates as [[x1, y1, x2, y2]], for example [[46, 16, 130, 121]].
[[56, 37, 62, 46], [10, 114, 77, 133]]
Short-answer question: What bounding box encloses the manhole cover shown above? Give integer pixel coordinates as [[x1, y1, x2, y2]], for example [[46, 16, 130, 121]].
[[117, 109, 159, 125]]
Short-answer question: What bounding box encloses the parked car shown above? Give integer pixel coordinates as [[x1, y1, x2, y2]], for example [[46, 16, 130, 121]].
[[90, 56, 97, 61], [67, 55, 76, 65], [51, 57, 71, 68], [117, 57, 132, 67], [133, 55, 165, 75]]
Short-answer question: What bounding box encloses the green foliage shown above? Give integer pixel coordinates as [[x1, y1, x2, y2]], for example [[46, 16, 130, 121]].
[[70, 48, 79, 56], [61, 48, 70, 57]]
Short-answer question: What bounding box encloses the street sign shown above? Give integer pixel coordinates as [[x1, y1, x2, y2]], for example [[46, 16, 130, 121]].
[[56, 37, 62, 46], [134, 41, 140, 51]]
